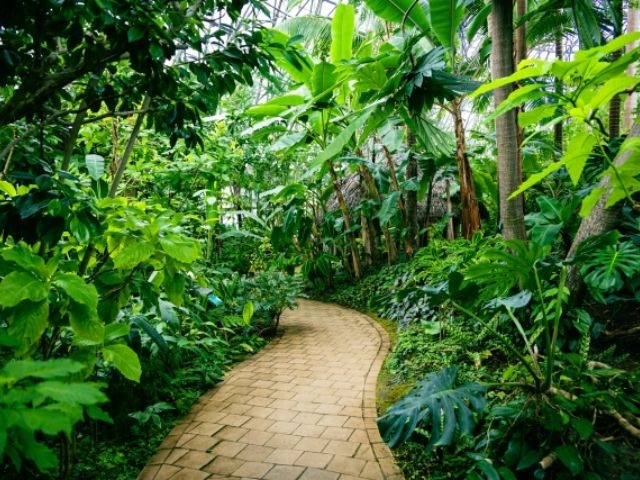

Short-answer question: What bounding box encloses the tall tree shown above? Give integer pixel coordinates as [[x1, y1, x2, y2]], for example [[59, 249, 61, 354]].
[[491, 0, 527, 240]]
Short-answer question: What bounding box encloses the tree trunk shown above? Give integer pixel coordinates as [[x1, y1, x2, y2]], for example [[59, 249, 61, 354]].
[[452, 99, 481, 239], [491, 0, 527, 240], [359, 167, 378, 265], [328, 161, 362, 279], [405, 131, 418, 254], [515, 0, 527, 66], [609, 49, 622, 139], [360, 164, 397, 263], [566, 122, 640, 293], [554, 25, 564, 156], [445, 179, 455, 240], [624, 6, 639, 131]]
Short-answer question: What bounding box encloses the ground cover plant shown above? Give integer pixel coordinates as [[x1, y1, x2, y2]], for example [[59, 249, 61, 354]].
[[2, 0, 640, 479]]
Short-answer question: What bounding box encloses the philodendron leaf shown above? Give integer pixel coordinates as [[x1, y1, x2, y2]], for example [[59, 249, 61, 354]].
[[495, 290, 533, 310], [102, 344, 142, 382], [377, 366, 486, 449], [85, 154, 105, 181]]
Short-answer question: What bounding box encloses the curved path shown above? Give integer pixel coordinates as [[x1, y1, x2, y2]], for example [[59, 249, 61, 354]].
[[137, 299, 403, 480]]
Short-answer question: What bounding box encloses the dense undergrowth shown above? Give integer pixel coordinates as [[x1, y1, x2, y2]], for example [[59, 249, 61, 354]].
[[323, 235, 640, 480]]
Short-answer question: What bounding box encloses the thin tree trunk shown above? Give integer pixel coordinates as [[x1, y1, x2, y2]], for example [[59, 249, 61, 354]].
[[108, 96, 150, 197], [566, 122, 640, 294], [61, 76, 99, 171], [445, 179, 455, 240], [609, 49, 622, 138], [360, 164, 398, 264], [514, 0, 527, 193], [405, 132, 418, 254], [452, 99, 481, 239], [515, 0, 527, 66], [328, 161, 362, 279], [624, 7, 639, 131], [491, 0, 527, 240], [554, 25, 564, 156], [359, 167, 377, 265]]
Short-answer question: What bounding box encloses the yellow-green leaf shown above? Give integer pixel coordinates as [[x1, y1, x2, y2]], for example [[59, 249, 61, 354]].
[[102, 344, 141, 382], [0, 271, 49, 307]]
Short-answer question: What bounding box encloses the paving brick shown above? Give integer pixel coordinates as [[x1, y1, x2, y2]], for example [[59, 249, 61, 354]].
[[298, 467, 340, 480], [232, 461, 273, 478], [264, 464, 305, 480], [292, 424, 326, 437], [181, 435, 220, 452], [360, 460, 384, 479], [295, 451, 334, 468], [268, 421, 300, 435], [219, 414, 251, 427], [326, 455, 366, 475], [203, 455, 244, 475], [264, 448, 303, 465], [236, 444, 275, 462], [318, 415, 348, 427], [150, 464, 182, 480], [265, 433, 303, 449], [169, 467, 211, 479], [216, 426, 249, 441], [295, 437, 330, 453], [323, 440, 360, 457], [210, 440, 246, 457], [238, 429, 274, 446]]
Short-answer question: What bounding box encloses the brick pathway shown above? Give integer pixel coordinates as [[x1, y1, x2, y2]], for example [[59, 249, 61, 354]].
[[137, 299, 403, 480]]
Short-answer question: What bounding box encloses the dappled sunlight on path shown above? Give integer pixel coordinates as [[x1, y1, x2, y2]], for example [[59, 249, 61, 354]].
[[137, 299, 403, 480]]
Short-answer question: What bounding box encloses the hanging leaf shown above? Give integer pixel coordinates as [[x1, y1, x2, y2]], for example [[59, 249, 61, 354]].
[[242, 301, 254, 325], [375, 192, 402, 227], [0, 271, 49, 307], [330, 4, 355, 64], [362, 0, 431, 33], [102, 344, 142, 382], [430, 0, 465, 50], [85, 154, 105, 181]]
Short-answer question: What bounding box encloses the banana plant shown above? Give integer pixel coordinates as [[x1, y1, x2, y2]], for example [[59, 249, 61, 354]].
[[363, 0, 484, 239]]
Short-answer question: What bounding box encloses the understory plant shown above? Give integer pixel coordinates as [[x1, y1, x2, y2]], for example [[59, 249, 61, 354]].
[[377, 235, 640, 479]]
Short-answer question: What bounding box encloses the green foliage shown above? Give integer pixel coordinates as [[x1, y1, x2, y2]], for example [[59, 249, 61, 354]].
[[0, 359, 108, 474], [378, 366, 486, 449]]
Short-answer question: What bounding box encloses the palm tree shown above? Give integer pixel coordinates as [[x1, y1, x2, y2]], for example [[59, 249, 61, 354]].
[[491, 0, 527, 240]]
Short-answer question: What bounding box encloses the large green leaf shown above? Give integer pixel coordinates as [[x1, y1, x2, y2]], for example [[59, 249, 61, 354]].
[[102, 344, 142, 382], [307, 107, 374, 171], [330, 4, 355, 64], [0, 271, 49, 307], [7, 301, 49, 354], [85, 154, 105, 181], [68, 303, 104, 344], [311, 61, 338, 104], [1, 359, 85, 382], [362, 0, 430, 32], [378, 366, 486, 448], [430, 0, 465, 50], [35, 381, 108, 405], [159, 235, 200, 264], [1, 243, 50, 279], [53, 273, 98, 310], [112, 241, 156, 270]]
